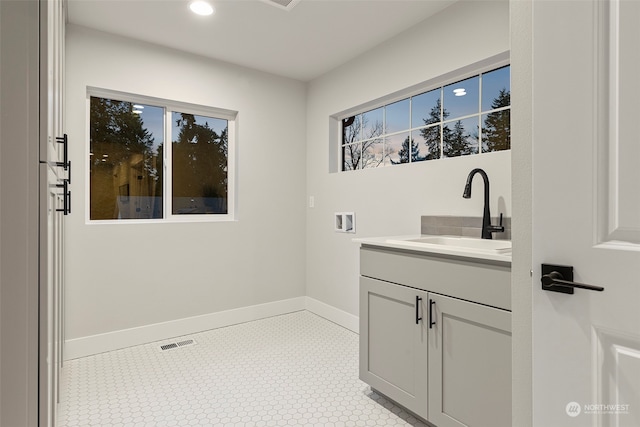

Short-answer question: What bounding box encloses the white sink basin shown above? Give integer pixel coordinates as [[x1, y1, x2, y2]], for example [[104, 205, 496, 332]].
[[386, 236, 512, 254]]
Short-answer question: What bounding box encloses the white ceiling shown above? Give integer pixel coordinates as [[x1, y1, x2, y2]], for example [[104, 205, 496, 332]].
[[66, 0, 457, 82]]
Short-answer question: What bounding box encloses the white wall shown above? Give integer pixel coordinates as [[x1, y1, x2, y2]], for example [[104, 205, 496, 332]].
[[305, 0, 511, 316], [65, 0, 512, 353], [65, 26, 307, 345]]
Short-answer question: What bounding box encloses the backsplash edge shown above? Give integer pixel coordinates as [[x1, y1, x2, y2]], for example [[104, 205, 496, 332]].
[[420, 215, 511, 241]]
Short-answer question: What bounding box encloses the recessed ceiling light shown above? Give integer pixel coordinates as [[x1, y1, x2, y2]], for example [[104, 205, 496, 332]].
[[453, 88, 467, 97], [189, 0, 214, 16]]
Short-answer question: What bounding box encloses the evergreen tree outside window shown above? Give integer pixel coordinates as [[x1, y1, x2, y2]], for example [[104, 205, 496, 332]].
[[89, 92, 236, 221], [419, 98, 446, 160], [90, 97, 164, 220], [391, 136, 425, 164], [482, 89, 511, 152], [444, 117, 478, 157], [172, 112, 228, 215], [340, 65, 510, 172]]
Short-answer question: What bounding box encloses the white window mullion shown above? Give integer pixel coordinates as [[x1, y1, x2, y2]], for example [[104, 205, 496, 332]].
[[382, 107, 387, 165], [164, 108, 172, 220], [411, 97, 415, 164], [358, 114, 362, 170], [439, 87, 444, 159], [478, 72, 483, 154], [226, 120, 236, 219]]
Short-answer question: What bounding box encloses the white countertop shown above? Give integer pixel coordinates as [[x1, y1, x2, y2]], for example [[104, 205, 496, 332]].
[[353, 235, 512, 264]]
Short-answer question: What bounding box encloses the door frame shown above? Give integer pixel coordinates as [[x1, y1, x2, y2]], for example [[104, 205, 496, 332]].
[[510, 1, 534, 426], [0, 1, 583, 426]]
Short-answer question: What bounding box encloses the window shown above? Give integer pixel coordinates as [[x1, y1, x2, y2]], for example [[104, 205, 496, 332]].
[[88, 90, 235, 221], [341, 65, 510, 171]]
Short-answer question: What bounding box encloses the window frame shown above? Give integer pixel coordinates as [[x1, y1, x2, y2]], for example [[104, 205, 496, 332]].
[[331, 53, 511, 173], [86, 87, 237, 224]]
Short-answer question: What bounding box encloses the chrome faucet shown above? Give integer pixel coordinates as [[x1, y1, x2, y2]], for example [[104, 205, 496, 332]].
[[462, 168, 504, 239]]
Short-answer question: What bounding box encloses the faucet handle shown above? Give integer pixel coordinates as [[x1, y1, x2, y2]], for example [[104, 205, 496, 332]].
[[487, 213, 505, 234]]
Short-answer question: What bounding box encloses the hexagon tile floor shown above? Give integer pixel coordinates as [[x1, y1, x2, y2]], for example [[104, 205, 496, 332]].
[[57, 310, 429, 427]]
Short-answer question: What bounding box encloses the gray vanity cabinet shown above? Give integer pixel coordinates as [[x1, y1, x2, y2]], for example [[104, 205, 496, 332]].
[[359, 276, 429, 420], [428, 293, 511, 427], [359, 245, 512, 427]]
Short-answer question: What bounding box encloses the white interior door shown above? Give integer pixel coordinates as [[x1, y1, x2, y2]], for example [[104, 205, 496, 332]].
[[532, 1, 640, 426]]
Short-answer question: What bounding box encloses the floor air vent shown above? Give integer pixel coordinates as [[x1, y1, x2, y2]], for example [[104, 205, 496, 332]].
[[160, 343, 178, 351], [159, 339, 196, 352]]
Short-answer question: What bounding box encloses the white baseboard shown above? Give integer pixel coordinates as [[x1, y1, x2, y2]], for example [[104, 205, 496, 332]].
[[65, 296, 306, 360], [304, 297, 359, 334], [64, 296, 360, 360]]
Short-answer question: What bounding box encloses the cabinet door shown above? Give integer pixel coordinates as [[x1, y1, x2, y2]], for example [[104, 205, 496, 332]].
[[428, 293, 511, 427], [360, 277, 428, 420]]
